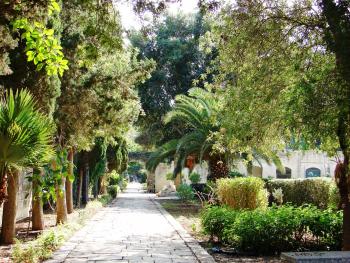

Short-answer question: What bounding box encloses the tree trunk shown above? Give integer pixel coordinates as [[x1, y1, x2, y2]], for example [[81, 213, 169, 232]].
[[65, 148, 74, 214], [99, 175, 107, 195], [56, 176, 68, 225], [81, 160, 89, 205], [93, 179, 98, 199], [0, 170, 19, 244], [0, 168, 7, 207], [76, 167, 83, 207], [208, 154, 229, 180], [335, 159, 350, 250], [32, 170, 44, 231], [335, 110, 350, 250]]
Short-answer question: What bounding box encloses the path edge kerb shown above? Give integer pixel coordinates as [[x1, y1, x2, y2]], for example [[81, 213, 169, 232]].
[[152, 198, 216, 263]]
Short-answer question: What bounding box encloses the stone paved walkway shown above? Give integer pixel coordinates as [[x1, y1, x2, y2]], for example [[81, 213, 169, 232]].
[[45, 183, 215, 263]]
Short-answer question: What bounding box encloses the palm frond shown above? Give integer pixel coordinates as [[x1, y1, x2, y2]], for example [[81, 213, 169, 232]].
[[146, 139, 179, 172], [0, 89, 55, 181]]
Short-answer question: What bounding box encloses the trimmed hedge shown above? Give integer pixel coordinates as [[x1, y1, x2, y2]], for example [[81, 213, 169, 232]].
[[216, 177, 268, 209], [201, 205, 342, 255], [266, 178, 339, 208]]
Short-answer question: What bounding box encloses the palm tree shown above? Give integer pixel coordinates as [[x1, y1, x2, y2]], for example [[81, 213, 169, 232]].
[[0, 89, 54, 244], [146, 88, 284, 180], [146, 88, 229, 179]]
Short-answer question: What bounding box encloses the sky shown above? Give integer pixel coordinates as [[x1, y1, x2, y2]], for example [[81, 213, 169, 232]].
[[116, 0, 199, 30]]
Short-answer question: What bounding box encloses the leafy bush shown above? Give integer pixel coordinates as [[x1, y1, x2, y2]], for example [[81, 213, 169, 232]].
[[229, 170, 244, 178], [107, 185, 119, 198], [201, 206, 237, 241], [119, 177, 128, 191], [216, 177, 268, 209], [328, 182, 340, 209], [266, 178, 338, 209], [98, 194, 112, 206], [108, 170, 120, 186], [201, 205, 342, 255], [176, 184, 194, 202], [189, 172, 201, 184]]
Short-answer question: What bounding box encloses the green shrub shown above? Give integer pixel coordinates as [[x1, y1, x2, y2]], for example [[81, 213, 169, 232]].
[[189, 172, 201, 184], [176, 184, 194, 202], [229, 170, 244, 178], [107, 185, 119, 198], [108, 170, 120, 186], [201, 205, 342, 254], [328, 182, 340, 209], [266, 178, 337, 209], [201, 206, 237, 241], [119, 177, 128, 191], [216, 177, 268, 210], [166, 172, 174, 181], [98, 194, 112, 206]]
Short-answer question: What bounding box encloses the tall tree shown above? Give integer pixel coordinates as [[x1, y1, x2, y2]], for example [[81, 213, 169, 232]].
[[130, 12, 212, 146], [205, 0, 350, 249]]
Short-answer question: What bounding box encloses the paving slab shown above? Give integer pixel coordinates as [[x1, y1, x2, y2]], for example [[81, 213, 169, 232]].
[[45, 183, 215, 263]]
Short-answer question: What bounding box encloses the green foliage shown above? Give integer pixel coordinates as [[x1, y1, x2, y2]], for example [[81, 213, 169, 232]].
[[42, 149, 70, 200], [56, 1, 154, 150], [266, 178, 338, 209], [146, 88, 220, 175], [12, 230, 64, 263], [12, 18, 68, 76], [329, 182, 341, 209], [119, 177, 128, 191], [228, 170, 244, 178], [189, 172, 201, 184], [0, 89, 54, 203], [107, 185, 119, 199], [200, 206, 237, 241], [176, 184, 194, 202], [166, 172, 174, 181], [12, 197, 106, 263], [201, 205, 343, 254], [216, 177, 267, 210], [108, 170, 120, 186], [127, 161, 147, 183], [131, 13, 212, 146], [97, 194, 112, 206]]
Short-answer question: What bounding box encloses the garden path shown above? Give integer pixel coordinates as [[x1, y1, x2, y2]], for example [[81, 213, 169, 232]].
[[45, 183, 215, 263]]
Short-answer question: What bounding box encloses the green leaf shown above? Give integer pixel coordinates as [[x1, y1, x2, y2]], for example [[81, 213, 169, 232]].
[[51, 1, 61, 12], [44, 29, 54, 36]]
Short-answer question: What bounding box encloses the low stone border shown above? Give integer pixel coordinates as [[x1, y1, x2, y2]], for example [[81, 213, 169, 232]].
[[152, 198, 216, 263], [281, 251, 350, 263]]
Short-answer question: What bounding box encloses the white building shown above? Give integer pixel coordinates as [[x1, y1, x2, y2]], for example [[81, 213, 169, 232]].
[[152, 150, 339, 193]]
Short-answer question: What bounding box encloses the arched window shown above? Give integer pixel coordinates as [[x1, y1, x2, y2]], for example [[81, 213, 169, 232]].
[[305, 167, 321, 178], [276, 167, 292, 179]]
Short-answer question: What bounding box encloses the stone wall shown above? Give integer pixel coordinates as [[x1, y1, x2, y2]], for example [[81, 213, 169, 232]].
[[154, 163, 175, 193], [236, 150, 338, 179], [154, 162, 209, 193], [153, 151, 339, 189], [0, 169, 32, 226]]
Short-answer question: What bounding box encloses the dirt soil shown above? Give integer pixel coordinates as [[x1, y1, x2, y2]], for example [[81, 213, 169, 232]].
[[157, 199, 282, 263]]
